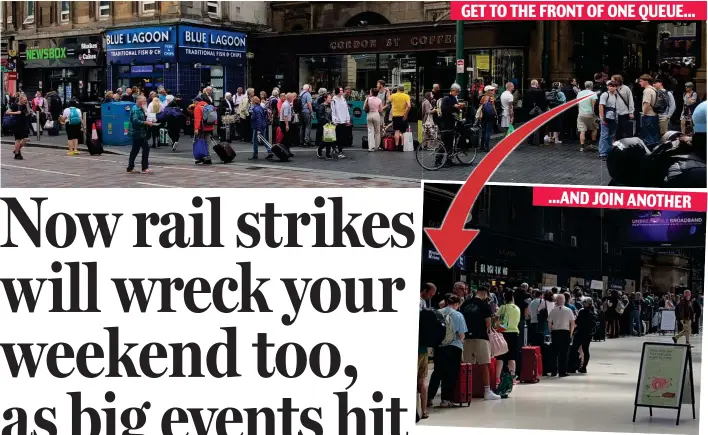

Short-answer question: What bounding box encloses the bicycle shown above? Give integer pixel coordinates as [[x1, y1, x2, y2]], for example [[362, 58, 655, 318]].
[[416, 118, 479, 171]]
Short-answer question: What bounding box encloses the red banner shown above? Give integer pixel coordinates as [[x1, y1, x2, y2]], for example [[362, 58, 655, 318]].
[[451, 1, 707, 21], [532, 187, 708, 211]]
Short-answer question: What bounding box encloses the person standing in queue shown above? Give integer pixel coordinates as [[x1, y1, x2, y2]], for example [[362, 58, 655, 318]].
[[126, 95, 154, 174], [193, 96, 215, 164], [548, 293, 574, 377], [6, 94, 30, 160], [279, 93, 296, 157]]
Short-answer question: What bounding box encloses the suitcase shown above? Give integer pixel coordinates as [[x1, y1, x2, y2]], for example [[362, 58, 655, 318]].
[[270, 143, 291, 162], [88, 139, 104, 156], [520, 346, 542, 383], [383, 137, 395, 151], [362, 136, 368, 149], [471, 357, 497, 398], [452, 363, 473, 406], [593, 312, 606, 341], [213, 142, 236, 164], [541, 341, 556, 375]]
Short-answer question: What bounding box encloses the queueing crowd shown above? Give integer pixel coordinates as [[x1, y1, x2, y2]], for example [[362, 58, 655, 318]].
[[418, 281, 702, 419]]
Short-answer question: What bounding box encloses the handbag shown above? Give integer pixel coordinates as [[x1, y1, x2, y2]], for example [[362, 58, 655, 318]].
[[323, 123, 337, 142], [44, 120, 54, 130], [192, 137, 209, 160], [489, 329, 509, 357], [402, 131, 414, 151]]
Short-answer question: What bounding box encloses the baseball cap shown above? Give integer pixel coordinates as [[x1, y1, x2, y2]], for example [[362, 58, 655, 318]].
[[484, 85, 495, 92], [692, 101, 706, 134]]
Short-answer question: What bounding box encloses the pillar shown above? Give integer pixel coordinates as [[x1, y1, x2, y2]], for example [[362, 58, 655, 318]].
[[550, 20, 573, 83], [528, 21, 544, 84], [696, 21, 706, 98]]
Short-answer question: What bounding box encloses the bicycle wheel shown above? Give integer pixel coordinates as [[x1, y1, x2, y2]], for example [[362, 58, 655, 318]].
[[416, 138, 447, 171], [455, 137, 478, 166]]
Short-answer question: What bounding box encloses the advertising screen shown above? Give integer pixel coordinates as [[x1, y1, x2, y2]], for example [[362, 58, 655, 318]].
[[626, 210, 706, 246]]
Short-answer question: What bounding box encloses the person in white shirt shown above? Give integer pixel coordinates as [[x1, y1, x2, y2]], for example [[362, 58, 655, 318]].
[[331, 87, 350, 160], [420, 283, 437, 310], [233, 87, 245, 106], [548, 294, 575, 377], [279, 93, 295, 156], [611, 75, 635, 140], [500, 82, 515, 129], [653, 78, 676, 136], [61, 100, 84, 156]]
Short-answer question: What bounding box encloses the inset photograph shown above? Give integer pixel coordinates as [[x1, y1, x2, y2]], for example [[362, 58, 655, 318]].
[[418, 183, 704, 434], [2, 4, 705, 188]]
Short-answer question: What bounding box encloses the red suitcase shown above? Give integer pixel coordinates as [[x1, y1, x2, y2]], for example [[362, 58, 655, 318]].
[[520, 346, 542, 383], [471, 357, 497, 398], [452, 363, 473, 406], [383, 137, 396, 151]]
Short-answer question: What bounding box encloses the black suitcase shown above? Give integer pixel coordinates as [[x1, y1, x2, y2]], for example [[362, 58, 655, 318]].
[[541, 341, 556, 376], [567, 343, 581, 374], [270, 144, 291, 162], [593, 312, 606, 342], [88, 139, 104, 156], [213, 142, 236, 163], [362, 136, 368, 149], [258, 132, 290, 162]]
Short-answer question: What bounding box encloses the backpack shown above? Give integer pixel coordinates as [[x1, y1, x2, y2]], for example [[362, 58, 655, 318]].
[[293, 95, 303, 114], [68, 107, 81, 125], [653, 89, 669, 114], [483, 100, 496, 119], [439, 309, 456, 346], [537, 300, 549, 324], [419, 308, 447, 348], [546, 90, 562, 108], [202, 105, 217, 125]]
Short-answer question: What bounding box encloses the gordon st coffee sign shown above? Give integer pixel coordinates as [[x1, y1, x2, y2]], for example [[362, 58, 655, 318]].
[[328, 33, 459, 52], [20, 36, 102, 68]]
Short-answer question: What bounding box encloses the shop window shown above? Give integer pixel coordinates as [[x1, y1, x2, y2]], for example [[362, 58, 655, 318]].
[[23, 1, 35, 25], [206, 1, 220, 18], [97, 0, 110, 19], [140, 1, 156, 16], [60, 1, 69, 23]]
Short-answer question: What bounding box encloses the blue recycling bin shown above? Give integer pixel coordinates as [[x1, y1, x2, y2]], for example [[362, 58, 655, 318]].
[[101, 102, 135, 146]]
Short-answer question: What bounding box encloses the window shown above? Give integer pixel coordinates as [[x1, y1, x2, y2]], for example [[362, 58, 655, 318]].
[[98, 0, 110, 18], [60, 1, 69, 23], [23, 1, 34, 25], [207, 1, 220, 17], [141, 1, 156, 15]]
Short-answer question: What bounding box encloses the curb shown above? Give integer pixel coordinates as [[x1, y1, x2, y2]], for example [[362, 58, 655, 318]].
[[1, 139, 124, 155]]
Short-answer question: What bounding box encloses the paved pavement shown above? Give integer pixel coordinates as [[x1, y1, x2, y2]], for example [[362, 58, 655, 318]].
[[1, 126, 612, 186], [421, 333, 701, 434], [0, 144, 417, 188]]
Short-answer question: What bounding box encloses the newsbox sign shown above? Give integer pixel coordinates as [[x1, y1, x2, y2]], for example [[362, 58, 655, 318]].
[[20, 36, 102, 68], [105, 26, 176, 64], [178, 25, 247, 65]]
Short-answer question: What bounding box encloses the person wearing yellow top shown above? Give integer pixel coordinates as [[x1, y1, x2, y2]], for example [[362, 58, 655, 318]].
[[389, 85, 411, 148], [495, 290, 521, 381]]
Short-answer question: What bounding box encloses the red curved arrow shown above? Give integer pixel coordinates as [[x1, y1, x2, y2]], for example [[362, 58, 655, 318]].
[[425, 92, 596, 268]]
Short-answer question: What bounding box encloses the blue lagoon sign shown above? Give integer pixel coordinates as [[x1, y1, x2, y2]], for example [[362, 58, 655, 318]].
[[105, 26, 176, 64], [178, 25, 247, 65]]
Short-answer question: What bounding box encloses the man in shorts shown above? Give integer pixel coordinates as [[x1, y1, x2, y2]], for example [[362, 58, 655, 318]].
[[389, 85, 411, 149], [459, 287, 501, 400], [576, 81, 598, 152]]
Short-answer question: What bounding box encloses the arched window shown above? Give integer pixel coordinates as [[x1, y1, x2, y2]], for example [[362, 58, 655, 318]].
[[344, 12, 390, 27]]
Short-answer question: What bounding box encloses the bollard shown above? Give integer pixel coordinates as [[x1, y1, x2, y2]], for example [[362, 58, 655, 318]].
[[36, 113, 41, 142], [83, 112, 88, 146]]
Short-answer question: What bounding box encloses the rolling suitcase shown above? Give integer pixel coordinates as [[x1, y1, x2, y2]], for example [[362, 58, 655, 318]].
[[362, 136, 368, 149], [452, 363, 473, 407], [568, 344, 581, 374], [270, 144, 291, 162], [593, 311, 606, 341], [471, 357, 496, 398], [213, 142, 236, 163], [541, 341, 556, 376], [520, 346, 542, 383], [88, 139, 104, 156]]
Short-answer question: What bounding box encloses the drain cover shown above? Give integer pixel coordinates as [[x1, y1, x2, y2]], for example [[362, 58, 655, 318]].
[[246, 166, 264, 170], [350, 176, 372, 180]]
